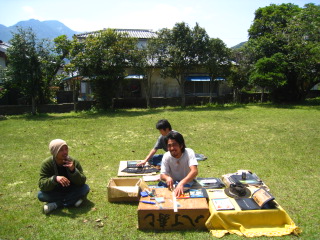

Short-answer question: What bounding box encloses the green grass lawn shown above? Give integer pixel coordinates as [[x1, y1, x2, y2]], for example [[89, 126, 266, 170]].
[[0, 102, 319, 240]]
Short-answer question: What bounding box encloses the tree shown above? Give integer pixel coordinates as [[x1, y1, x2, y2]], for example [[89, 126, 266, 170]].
[[282, 3, 320, 101], [204, 38, 231, 102], [72, 29, 137, 109], [249, 53, 288, 102], [228, 47, 252, 103], [7, 27, 49, 114], [130, 38, 159, 108], [5, 27, 71, 114], [64, 63, 80, 112], [0, 67, 8, 100], [247, 3, 320, 102], [157, 22, 210, 107], [41, 35, 72, 104]]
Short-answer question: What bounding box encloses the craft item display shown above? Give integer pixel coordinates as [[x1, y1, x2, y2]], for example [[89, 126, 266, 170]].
[[138, 188, 209, 230], [212, 198, 235, 210], [222, 170, 267, 188], [205, 170, 301, 238], [108, 166, 300, 237], [224, 183, 252, 199], [117, 161, 159, 176], [196, 177, 225, 188], [234, 188, 275, 210]]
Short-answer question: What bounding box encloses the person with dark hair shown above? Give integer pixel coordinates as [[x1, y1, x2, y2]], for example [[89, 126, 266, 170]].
[[38, 139, 90, 214], [160, 131, 198, 196], [137, 119, 175, 167]]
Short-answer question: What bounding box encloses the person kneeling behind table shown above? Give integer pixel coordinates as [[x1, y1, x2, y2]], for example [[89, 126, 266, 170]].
[[160, 131, 198, 197], [137, 119, 176, 167], [38, 139, 90, 214]]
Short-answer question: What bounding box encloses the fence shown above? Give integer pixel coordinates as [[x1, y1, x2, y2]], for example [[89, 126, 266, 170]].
[[0, 93, 270, 115]]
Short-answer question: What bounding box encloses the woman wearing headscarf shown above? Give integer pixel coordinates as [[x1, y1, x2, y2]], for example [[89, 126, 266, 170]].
[[38, 139, 90, 214]]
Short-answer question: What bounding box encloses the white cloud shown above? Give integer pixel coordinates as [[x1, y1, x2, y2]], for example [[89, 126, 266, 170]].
[[63, 3, 200, 33], [22, 5, 44, 21], [22, 6, 34, 14], [62, 18, 104, 32]]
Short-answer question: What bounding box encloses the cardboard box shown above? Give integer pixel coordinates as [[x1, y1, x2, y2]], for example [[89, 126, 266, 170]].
[[138, 188, 210, 230], [107, 178, 148, 202]]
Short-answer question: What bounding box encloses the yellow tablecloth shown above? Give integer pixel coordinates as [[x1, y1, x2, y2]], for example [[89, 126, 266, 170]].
[[205, 189, 301, 238]]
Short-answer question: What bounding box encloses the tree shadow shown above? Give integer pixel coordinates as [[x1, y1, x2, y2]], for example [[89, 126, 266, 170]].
[[12, 98, 320, 121], [254, 100, 320, 110], [17, 104, 249, 121]]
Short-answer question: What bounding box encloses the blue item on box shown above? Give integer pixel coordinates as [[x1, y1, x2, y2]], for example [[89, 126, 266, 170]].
[[140, 191, 148, 197], [141, 201, 156, 205]]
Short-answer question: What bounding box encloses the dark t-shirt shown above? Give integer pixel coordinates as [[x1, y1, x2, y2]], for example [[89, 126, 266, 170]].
[[153, 130, 177, 151]]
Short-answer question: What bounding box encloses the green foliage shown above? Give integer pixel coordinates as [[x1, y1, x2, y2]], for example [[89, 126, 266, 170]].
[[247, 3, 320, 102], [250, 53, 287, 90], [283, 3, 320, 100], [204, 38, 231, 101], [228, 47, 252, 102], [157, 22, 210, 107], [6, 27, 47, 113], [5, 28, 72, 113], [72, 29, 137, 109], [205, 38, 231, 78], [0, 67, 8, 98], [41, 35, 73, 103]]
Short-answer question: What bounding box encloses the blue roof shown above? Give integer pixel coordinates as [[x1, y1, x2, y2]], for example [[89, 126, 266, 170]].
[[186, 76, 225, 81], [186, 76, 211, 81], [125, 75, 144, 79]]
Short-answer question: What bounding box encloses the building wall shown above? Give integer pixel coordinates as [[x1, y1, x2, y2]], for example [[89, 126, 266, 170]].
[[143, 68, 231, 98], [0, 57, 5, 68], [140, 68, 181, 98], [74, 68, 232, 100], [0, 50, 7, 69], [0, 42, 9, 68]]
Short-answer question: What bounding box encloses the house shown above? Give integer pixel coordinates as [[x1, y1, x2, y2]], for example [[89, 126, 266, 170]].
[[0, 40, 9, 68], [67, 29, 231, 102], [0, 40, 10, 86], [76, 28, 156, 49]]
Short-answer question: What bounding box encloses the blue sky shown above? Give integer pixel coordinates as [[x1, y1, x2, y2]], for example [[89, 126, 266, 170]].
[[1, 0, 315, 47]]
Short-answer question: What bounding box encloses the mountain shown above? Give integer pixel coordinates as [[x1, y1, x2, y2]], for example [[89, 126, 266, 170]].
[[231, 41, 247, 49], [0, 19, 78, 43], [1, 19, 246, 49]]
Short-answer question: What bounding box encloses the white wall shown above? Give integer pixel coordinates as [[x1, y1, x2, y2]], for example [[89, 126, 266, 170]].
[[0, 57, 6, 68]]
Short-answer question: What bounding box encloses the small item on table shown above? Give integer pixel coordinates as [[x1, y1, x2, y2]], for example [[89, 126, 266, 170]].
[[140, 191, 149, 197], [141, 200, 156, 205]]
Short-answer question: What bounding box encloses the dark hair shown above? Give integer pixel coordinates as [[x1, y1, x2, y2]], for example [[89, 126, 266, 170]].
[[156, 119, 172, 131], [165, 131, 186, 153]]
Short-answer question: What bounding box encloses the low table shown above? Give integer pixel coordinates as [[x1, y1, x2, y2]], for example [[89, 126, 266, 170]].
[[205, 188, 301, 238], [138, 188, 209, 230]]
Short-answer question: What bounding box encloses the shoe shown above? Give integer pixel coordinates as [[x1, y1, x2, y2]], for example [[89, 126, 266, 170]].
[[74, 199, 83, 207], [43, 202, 57, 214]]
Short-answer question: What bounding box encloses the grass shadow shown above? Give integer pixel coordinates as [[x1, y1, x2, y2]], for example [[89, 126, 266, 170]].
[[252, 97, 320, 110], [137, 229, 209, 235], [13, 104, 250, 121], [108, 201, 139, 206], [8, 98, 320, 121], [48, 199, 95, 218]]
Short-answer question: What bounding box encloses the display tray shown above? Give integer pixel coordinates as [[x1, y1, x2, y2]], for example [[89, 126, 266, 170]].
[[117, 161, 159, 176]]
